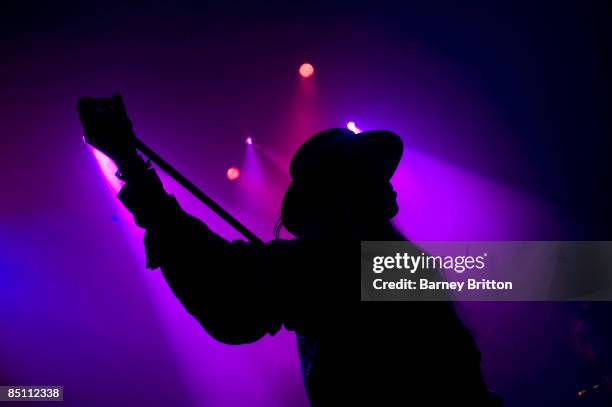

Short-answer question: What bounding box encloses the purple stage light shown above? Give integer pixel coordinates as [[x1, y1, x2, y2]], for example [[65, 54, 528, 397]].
[[226, 166, 240, 181], [299, 63, 314, 79], [346, 121, 361, 134], [246, 137, 253, 145]]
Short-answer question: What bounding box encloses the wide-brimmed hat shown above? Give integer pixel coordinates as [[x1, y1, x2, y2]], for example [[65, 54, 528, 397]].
[[281, 128, 403, 236]]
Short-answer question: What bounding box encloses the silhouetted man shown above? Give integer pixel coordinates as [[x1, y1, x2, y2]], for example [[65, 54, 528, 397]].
[[78, 93, 501, 406]]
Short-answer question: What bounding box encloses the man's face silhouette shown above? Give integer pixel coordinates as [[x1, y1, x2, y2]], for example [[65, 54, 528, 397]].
[[283, 179, 398, 240]]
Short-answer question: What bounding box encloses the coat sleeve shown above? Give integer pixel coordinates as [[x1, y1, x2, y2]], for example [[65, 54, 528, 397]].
[[117, 168, 283, 344]]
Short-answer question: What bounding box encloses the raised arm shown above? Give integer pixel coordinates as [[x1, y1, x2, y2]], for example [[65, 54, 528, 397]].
[[77, 93, 283, 344]]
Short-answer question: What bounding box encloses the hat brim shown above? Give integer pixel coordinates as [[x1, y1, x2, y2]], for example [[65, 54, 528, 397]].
[[350, 129, 403, 182]]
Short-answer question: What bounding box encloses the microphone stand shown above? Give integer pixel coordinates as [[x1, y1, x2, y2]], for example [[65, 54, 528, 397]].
[[133, 137, 264, 246]]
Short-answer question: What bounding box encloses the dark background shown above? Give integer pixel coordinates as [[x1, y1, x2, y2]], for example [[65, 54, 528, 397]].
[[2, 0, 611, 237], [1, 1, 611, 406]]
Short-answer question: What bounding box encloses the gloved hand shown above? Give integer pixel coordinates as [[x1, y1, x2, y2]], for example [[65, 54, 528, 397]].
[[77, 92, 139, 170]]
